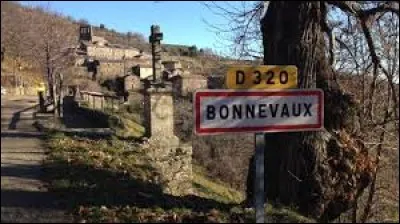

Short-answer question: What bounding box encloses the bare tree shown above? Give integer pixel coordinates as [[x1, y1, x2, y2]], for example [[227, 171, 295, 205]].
[[201, 1, 265, 59], [325, 4, 399, 222], [340, 10, 398, 223], [1, 1, 77, 104], [27, 3, 77, 116]]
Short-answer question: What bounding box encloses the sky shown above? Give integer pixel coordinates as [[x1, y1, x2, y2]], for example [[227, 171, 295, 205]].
[[19, 1, 256, 55]]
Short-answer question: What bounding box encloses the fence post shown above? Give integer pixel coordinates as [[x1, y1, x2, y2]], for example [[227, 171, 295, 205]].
[[92, 94, 95, 109], [38, 91, 46, 112]]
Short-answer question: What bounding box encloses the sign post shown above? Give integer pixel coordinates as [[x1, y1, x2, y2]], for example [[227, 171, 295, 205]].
[[194, 89, 323, 223], [255, 132, 265, 223], [225, 65, 298, 223], [194, 65, 323, 223]]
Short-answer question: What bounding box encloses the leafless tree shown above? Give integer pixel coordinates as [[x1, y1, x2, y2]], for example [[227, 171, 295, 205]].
[[1, 1, 77, 106], [23, 3, 77, 116], [333, 5, 399, 222], [202, 1, 265, 59]]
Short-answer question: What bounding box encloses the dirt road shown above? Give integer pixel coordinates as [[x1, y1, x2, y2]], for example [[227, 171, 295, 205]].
[[1, 95, 72, 223]]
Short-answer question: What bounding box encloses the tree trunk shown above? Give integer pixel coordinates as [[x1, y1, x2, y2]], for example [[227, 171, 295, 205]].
[[46, 44, 54, 101], [53, 73, 58, 117], [262, 2, 328, 216], [58, 73, 64, 118], [245, 2, 375, 222]]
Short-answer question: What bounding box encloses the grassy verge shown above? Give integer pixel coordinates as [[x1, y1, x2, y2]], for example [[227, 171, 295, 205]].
[[78, 103, 145, 139], [107, 110, 145, 139], [43, 132, 313, 223], [192, 165, 245, 204]]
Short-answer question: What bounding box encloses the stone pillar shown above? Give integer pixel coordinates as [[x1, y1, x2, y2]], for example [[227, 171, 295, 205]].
[[144, 87, 179, 146], [142, 86, 192, 196]]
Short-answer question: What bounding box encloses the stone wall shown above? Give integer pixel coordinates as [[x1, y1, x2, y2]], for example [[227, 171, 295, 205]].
[[181, 75, 207, 96], [98, 61, 125, 78], [142, 141, 193, 197], [86, 46, 140, 60], [172, 73, 208, 97], [97, 59, 151, 79]]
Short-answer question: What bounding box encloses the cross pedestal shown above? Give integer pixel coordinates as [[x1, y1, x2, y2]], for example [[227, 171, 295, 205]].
[[143, 86, 179, 148], [142, 85, 192, 196]]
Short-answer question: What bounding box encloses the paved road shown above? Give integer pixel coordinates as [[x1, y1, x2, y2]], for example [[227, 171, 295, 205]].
[[1, 95, 72, 223]]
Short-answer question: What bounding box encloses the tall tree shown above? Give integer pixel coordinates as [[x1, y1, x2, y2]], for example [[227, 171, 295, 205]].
[[31, 4, 76, 115], [204, 1, 399, 222]]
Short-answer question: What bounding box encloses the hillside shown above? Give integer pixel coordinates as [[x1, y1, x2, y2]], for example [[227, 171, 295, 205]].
[[1, 1, 149, 55], [0, 1, 225, 81], [1, 1, 148, 78], [1, 1, 250, 94]]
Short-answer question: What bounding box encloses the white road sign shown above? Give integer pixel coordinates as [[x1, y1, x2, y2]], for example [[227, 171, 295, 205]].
[[194, 89, 324, 135]]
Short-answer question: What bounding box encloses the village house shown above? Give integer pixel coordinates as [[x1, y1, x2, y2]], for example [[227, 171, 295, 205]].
[[73, 24, 152, 81]]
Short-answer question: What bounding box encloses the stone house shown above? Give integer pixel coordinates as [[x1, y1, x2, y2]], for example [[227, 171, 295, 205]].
[[73, 25, 152, 81]]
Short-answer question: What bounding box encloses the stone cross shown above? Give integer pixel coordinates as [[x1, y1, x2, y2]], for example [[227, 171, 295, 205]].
[[141, 25, 192, 197], [149, 25, 163, 85]]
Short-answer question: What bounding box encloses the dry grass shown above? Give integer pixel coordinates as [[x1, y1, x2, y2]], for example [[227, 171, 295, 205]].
[[43, 131, 313, 223]]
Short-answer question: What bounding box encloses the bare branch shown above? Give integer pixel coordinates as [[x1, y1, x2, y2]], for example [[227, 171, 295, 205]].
[[335, 36, 360, 68], [328, 1, 399, 18]]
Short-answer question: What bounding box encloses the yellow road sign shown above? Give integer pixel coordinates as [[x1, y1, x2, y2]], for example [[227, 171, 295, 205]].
[[36, 82, 46, 92], [226, 65, 298, 89]]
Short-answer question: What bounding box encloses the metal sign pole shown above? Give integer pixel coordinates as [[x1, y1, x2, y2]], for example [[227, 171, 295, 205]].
[[255, 132, 265, 223]]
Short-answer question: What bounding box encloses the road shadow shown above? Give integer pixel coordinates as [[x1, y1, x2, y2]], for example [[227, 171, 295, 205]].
[[1, 163, 43, 181], [1, 189, 64, 209], [1, 131, 44, 138], [1, 159, 73, 223], [7, 104, 39, 130], [43, 157, 236, 217], [1, 161, 71, 222], [60, 96, 109, 129], [1, 188, 73, 223]]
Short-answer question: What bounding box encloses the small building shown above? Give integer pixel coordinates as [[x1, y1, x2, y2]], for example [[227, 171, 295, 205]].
[[74, 24, 152, 81]]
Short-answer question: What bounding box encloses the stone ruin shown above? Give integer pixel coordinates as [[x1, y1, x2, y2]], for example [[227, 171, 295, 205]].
[[161, 60, 208, 97]]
